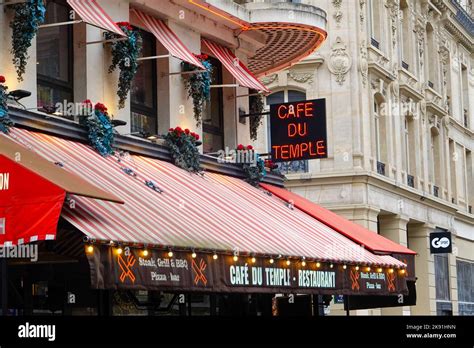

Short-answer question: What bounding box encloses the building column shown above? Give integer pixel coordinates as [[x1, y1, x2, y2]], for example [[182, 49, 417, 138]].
[[408, 223, 437, 315], [378, 214, 410, 315], [449, 233, 459, 315]]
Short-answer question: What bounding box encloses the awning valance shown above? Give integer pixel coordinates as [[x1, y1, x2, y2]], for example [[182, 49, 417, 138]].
[[133, 9, 205, 69], [202, 39, 270, 92], [67, 0, 126, 37]]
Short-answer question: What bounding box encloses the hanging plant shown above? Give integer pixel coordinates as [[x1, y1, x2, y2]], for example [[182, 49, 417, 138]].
[[9, 0, 46, 82], [0, 76, 13, 134], [165, 127, 201, 172], [83, 100, 115, 157], [105, 22, 142, 109], [182, 55, 213, 126], [249, 93, 265, 141], [243, 156, 266, 187]]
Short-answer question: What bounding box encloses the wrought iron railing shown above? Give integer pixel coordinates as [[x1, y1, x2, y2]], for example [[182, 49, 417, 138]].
[[376, 161, 386, 176], [433, 185, 439, 197], [407, 174, 415, 188], [452, 0, 474, 35], [276, 160, 309, 174]]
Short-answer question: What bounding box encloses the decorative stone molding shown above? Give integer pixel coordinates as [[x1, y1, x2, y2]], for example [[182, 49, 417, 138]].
[[328, 37, 352, 86], [469, 68, 474, 87], [387, 0, 400, 48], [261, 74, 278, 85], [288, 71, 313, 84], [332, 0, 343, 27], [359, 40, 368, 87], [359, 0, 366, 29]]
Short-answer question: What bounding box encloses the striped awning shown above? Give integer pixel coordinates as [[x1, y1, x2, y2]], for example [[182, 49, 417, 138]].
[[7, 128, 405, 268], [67, 0, 126, 37], [202, 39, 270, 92], [133, 9, 205, 69]]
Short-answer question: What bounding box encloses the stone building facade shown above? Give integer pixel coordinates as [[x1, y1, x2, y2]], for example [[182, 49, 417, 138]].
[[255, 0, 474, 316]]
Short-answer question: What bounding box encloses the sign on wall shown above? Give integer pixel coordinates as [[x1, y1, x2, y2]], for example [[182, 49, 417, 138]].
[[430, 231, 452, 254], [87, 245, 408, 296], [270, 99, 327, 163]]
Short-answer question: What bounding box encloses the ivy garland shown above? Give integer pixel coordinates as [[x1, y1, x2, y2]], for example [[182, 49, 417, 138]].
[[249, 93, 265, 141], [0, 76, 13, 134], [105, 22, 142, 109], [182, 55, 213, 126], [165, 127, 201, 172], [243, 156, 266, 187], [83, 100, 115, 157], [9, 0, 46, 82]]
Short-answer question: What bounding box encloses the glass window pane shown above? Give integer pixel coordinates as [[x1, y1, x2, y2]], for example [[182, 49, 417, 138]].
[[266, 91, 284, 105], [203, 57, 222, 128], [434, 254, 450, 301], [203, 132, 223, 154], [131, 31, 155, 109], [37, 1, 71, 82], [287, 90, 306, 102], [131, 112, 157, 136], [37, 84, 72, 109]]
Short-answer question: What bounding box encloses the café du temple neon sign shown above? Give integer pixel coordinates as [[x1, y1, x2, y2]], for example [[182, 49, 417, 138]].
[[270, 99, 327, 162]]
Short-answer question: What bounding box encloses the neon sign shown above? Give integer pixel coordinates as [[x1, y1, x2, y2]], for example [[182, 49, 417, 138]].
[[270, 99, 327, 162]]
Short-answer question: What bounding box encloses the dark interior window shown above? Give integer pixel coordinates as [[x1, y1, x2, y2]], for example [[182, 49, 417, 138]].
[[203, 57, 223, 153], [131, 29, 157, 136], [37, 0, 73, 109]]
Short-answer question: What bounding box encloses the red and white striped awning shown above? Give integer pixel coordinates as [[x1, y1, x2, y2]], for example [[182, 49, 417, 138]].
[[67, 0, 126, 37], [202, 39, 270, 93], [133, 9, 205, 69], [8, 128, 405, 268]]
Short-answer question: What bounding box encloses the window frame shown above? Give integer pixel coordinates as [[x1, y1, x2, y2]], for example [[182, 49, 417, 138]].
[[36, 0, 74, 107], [130, 28, 158, 135]]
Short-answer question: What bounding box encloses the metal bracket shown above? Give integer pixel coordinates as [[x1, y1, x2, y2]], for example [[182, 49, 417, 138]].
[[138, 54, 170, 61], [210, 84, 239, 88], [239, 111, 270, 118], [39, 20, 83, 29], [162, 69, 207, 77], [85, 37, 128, 45]]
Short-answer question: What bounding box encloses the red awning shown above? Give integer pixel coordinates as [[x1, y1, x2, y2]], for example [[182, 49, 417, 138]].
[[7, 128, 407, 268], [260, 183, 416, 255], [202, 39, 270, 92], [0, 155, 65, 246], [67, 0, 126, 37], [133, 9, 205, 69]]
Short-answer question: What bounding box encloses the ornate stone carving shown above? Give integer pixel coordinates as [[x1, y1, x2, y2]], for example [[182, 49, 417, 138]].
[[332, 0, 343, 26], [359, 0, 366, 28], [387, 0, 400, 48], [261, 74, 278, 85], [359, 40, 368, 86], [328, 37, 352, 86], [288, 71, 313, 84]]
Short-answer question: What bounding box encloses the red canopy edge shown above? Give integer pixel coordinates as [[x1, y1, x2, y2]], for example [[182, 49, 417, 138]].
[[260, 183, 417, 255]]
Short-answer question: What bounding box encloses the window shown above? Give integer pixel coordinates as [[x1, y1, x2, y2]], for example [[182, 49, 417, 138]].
[[369, 0, 384, 50], [373, 94, 387, 165], [435, 253, 450, 301], [399, 0, 412, 70], [456, 260, 474, 315], [203, 57, 224, 154], [461, 65, 470, 128], [37, 0, 73, 110], [131, 30, 157, 136], [426, 24, 438, 90], [430, 129, 441, 188]]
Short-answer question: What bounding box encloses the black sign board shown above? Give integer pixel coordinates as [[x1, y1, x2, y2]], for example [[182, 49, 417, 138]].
[[270, 99, 327, 163], [430, 231, 452, 254]]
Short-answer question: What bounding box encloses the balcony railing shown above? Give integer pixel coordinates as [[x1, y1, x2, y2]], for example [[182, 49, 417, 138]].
[[376, 161, 386, 176], [428, 81, 435, 89], [433, 185, 439, 197], [452, 0, 474, 36], [401, 61, 409, 70], [407, 174, 415, 188], [469, 205, 472, 214], [276, 160, 309, 174]]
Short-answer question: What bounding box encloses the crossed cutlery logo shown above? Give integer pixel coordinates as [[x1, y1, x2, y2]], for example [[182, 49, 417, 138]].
[[118, 250, 137, 283], [192, 258, 208, 286]]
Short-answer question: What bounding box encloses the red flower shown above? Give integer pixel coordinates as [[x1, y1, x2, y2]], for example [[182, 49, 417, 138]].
[[82, 99, 92, 106], [169, 128, 174, 132], [185, 128, 190, 135], [117, 22, 133, 31], [247, 145, 253, 150], [194, 133, 200, 140], [0, 76, 5, 84], [94, 102, 108, 113], [237, 144, 244, 151], [195, 54, 208, 60]]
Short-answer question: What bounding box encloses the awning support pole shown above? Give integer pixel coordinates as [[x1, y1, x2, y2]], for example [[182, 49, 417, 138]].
[[210, 84, 239, 89], [239, 111, 270, 118], [163, 70, 206, 77], [138, 54, 170, 61], [86, 37, 128, 45], [39, 20, 83, 29], [230, 92, 267, 100]]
